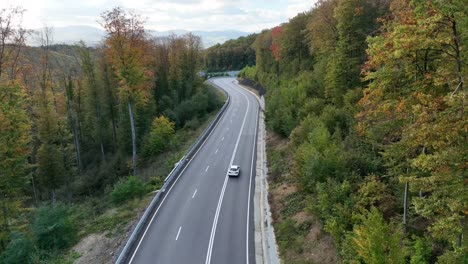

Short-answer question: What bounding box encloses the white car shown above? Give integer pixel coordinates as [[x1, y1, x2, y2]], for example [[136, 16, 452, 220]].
[[228, 165, 240, 177]]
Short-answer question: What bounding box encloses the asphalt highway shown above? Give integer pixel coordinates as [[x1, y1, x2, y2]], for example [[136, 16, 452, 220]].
[[128, 77, 259, 264]]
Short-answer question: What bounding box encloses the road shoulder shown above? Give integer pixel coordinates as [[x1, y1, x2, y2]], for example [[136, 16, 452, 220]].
[[237, 80, 280, 264]]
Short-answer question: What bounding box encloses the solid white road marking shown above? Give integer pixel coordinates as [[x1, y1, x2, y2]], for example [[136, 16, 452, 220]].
[[128, 82, 230, 264], [245, 90, 259, 264], [224, 80, 258, 264], [175, 226, 182, 241], [205, 165, 210, 172], [205, 81, 251, 264], [224, 80, 259, 264], [192, 189, 198, 199]]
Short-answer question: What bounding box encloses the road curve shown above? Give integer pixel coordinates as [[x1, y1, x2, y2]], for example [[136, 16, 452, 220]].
[[127, 77, 259, 264]]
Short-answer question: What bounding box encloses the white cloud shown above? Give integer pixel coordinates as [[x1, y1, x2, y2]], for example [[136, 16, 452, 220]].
[[0, 0, 317, 32], [286, 0, 315, 18]]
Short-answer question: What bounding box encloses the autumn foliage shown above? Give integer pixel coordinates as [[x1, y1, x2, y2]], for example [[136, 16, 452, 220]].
[[270, 26, 283, 61], [0, 5, 221, 261], [240, 0, 467, 262]]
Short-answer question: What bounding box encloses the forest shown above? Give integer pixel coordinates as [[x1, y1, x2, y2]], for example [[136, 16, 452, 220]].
[[237, 0, 466, 263], [202, 33, 257, 72], [0, 7, 223, 263]]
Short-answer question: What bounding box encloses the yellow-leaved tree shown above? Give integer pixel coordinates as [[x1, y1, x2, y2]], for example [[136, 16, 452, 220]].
[[101, 7, 154, 176], [0, 84, 31, 247]]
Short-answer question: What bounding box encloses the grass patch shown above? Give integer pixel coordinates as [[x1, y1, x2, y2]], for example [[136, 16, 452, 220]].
[[280, 192, 306, 218], [275, 219, 312, 253], [35, 249, 82, 264]]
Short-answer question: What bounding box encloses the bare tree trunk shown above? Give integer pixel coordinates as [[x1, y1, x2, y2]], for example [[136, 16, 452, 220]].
[[0, 7, 27, 80], [96, 104, 105, 161], [111, 116, 118, 151], [449, 16, 464, 120], [73, 127, 82, 171], [101, 143, 106, 161], [1, 197, 9, 233], [32, 175, 38, 205], [90, 70, 106, 161], [128, 99, 137, 176], [65, 76, 82, 172], [403, 181, 409, 232], [1, 198, 9, 250], [61, 142, 73, 203], [102, 63, 118, 150], [458, 233, 463, 248], [451, 16, 463, 94], [76, 80, 84, 143]]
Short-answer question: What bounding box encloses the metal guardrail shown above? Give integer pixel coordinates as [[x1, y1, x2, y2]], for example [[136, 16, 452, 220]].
[[115, 80, 230, 264]]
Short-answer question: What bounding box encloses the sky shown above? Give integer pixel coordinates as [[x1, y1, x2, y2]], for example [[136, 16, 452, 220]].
[[1, 0, 318, 32]]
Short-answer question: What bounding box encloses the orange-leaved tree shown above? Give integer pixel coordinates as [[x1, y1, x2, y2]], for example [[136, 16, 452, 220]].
[[101, 7, 154, 176], [358, 0, 467, 259]]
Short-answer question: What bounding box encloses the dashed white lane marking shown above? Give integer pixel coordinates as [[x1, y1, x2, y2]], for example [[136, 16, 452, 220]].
[[127, 78, 230, 264], [205, 80, 251, 264], [205, 165, 210, 172], [221, 137, 224, 141], [175, 226, 182, 241], [215, 149, 218, 154], [192, 189, 198, 199]]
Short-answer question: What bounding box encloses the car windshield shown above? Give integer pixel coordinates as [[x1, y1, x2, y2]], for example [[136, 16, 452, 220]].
[[230, 166, 238, 170]]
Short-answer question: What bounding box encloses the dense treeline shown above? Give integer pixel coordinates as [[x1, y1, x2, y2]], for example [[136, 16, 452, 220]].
[[240, 0, 466, 263], [0, 6, 221, 262], [203, 34, 257, 72]]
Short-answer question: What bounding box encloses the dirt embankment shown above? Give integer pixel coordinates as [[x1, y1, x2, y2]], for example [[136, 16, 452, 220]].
[[73, 218, 136, 264], [267, 130, 338, 264]]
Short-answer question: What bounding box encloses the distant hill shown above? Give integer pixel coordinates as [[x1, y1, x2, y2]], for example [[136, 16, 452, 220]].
[[26, 26, 104, 46], [27, 25, 250, 48]]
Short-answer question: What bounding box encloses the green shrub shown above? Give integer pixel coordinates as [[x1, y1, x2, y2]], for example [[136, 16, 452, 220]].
[[1, 232, 36, 264], [281, 192, 305, 218], [410, 235, 432, 264], [32, 204, 76, 251], [184, 117, 200, 130], [319, 105, 349, 137], [275, 219, 300, 252], [312, 179, 352, 245], [239, 66, 256, 79], [143, 116, 175, 157], [204, 85, 223, 112], [351, 207, 406, 264], [353, 175, 395, 216], [110, 176, 148, 204], [176, 85, 222, 127], [275, 219, 311, 255], [313, 178, 351, 220], [436, 247, 468, 264], [299, 98, 325, 118], [268, 148, 287, 179], [293, 123, 347, 191], [177, 99, 197, 126]]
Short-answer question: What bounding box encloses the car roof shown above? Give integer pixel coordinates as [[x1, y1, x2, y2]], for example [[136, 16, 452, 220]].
[[230, 165, 239, 169]]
